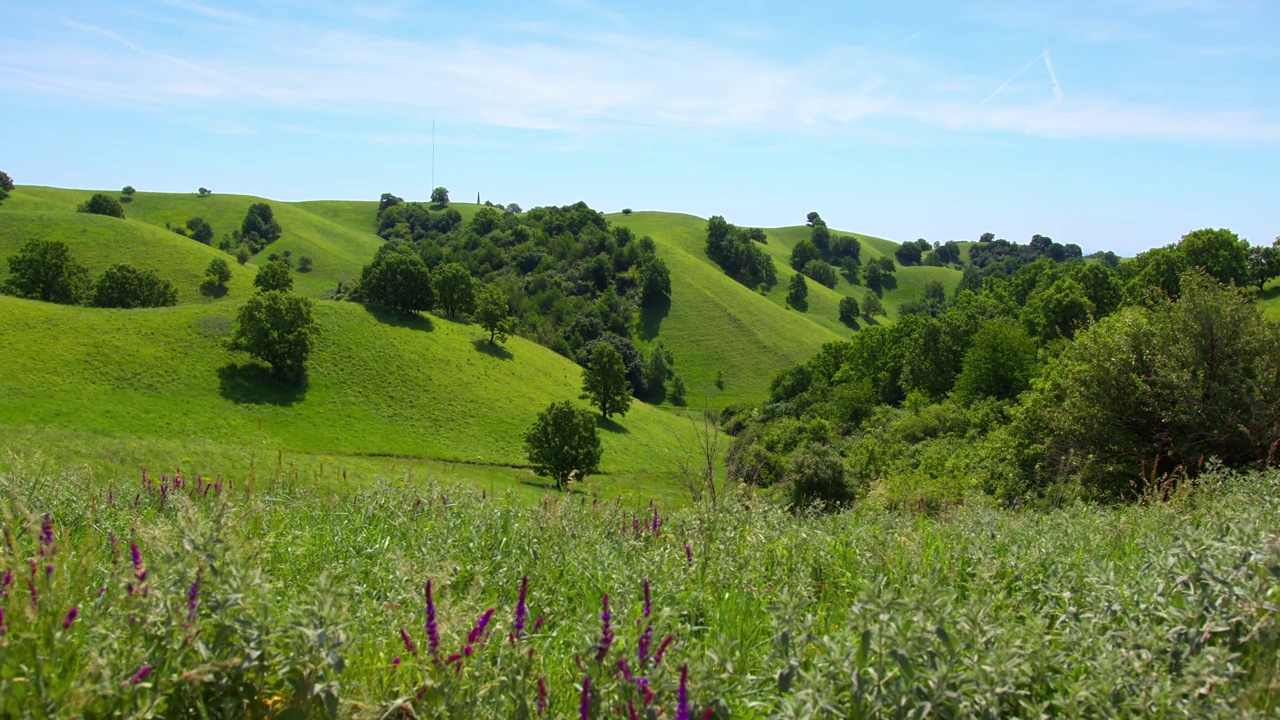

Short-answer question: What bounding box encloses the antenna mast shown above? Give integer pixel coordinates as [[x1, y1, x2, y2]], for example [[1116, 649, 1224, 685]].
[[431, 119, 436, 190]]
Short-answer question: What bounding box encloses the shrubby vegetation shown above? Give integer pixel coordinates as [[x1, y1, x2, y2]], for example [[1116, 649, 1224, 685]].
[[2, 239, 92, 304], [76, 193, 125, 218], [523, 400, 603, 489], [0, 169, 13, 202], [705, 215, 776, 290], [90, 263, 178, 309], [228, 289, 318, 380], [728, 226, 1280, 510]]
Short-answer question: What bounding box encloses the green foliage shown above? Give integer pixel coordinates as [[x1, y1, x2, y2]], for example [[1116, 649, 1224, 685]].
[[1022, 276, 1094, 341], [670, 374, 686, 404], [705, 215, 776, 290], [644, 340, 674, 400], [621, 207, 632, 215], [254, 259, 294, 293], [434, 262, 476, 317], [522, 400, 603, 489], [953, 318, 1037, 402], [1247, 238, 1280, 291], [203, 257, 233, 291], [197, 186, 211, 196], [186, 216, 214, 244], [861, 292, 884, 318], [1179, 227, 1250, 286], [894, 241, 922, 266], [838, 295, 860, 324], [2, 238, 91, 304], [580, 341, 632, 418], [91, 263, 178, 309], [228, 290, 319, 380], [787, 273, 808, 308], [121, 185, 136, 197], [378, 192, 403, 216], [790, 238, 821, 270], [353, 246, 434, 314], [431, 186, 450, 205], [0, 170, 13, 193], [475, 283, 514, 344], [787, 442, 857, 508], [1021, 271, 1280, 499], [801, 259, 837, 288], [76, 193, 125, 218], [240, 202, 282, 253], [297, 255, 313, 272], [637, 255, 671, 306], [234, 245, 251, 265]]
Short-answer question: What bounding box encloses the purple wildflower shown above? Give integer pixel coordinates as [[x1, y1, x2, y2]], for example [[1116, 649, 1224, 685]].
[[62, 606, 78, 630], [685, 543, 693, 565], [514, 575, 529, 638], [392, 656, 401, 667], [654, 635, 674, 665], [39, 513, 53, 551], [642, 579, 651, 618], [638, 624, 653, 666], [652, 506, 659, 533], [0, 606, 7, 635], [0, 568, 11, 598], [537, 678, 548, 715], [424, 580, 441, 658], [677, 664, 690, 720], [467, 608, 495, 645], [129, 665, 153, 684], [629, 700, 639, 720], [131, 542, 143, 576], [399, 628, 418, 657], [595, 594, 614, 662], [579, 676, 591, 720], [534, 615, 545, 634], [618, 658, 634, 681]]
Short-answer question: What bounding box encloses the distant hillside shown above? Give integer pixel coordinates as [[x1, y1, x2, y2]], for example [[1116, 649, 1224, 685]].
[[0, 295, 695, 479]]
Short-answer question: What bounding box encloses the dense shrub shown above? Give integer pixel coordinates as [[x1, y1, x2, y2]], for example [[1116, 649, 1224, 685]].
[[228, 290, 319, 380], [90, 263, 178, 308], [353, 246, 434, 314], [76, 193, 125, 218], [1, 239, 92, 304], [523, 400, 602, 489], [253, 259, 294, 293]]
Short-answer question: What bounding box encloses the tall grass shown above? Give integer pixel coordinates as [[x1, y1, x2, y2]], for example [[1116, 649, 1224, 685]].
[[1, 454, 1277, 718]]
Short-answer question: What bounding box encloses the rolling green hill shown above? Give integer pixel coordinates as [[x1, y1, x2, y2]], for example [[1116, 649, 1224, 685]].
[[0, 294, 696, 485]]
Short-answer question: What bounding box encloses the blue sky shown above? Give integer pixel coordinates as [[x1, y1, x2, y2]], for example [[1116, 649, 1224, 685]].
[[1, 0, 1277, 254]]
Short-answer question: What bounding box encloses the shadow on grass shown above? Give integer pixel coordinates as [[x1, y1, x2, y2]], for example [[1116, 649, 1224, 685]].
[[362, 304, 434, 332], [473, 338, 513, 360], [199, 283, 228, 299], [788, 297, 809, 312], [518, 479, 590, 495], [1262, 284, 1280, 302], [217, 363, 307, 406], [861, 315, 881, 326], [841, 317, 862, 331], [637, 296, 670, 341], [597, 417, 630, 434], [881, 275, 898, 292]]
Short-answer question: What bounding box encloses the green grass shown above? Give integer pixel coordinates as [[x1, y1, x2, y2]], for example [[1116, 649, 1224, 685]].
[[2, 457, 1276, 717], [0, 294, 703, 493], [0, 198, 257, 304]]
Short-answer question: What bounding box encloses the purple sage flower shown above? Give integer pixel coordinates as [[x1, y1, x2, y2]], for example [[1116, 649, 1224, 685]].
[[130, 665, 153, 684], [638, 624, 653, 666], [537, 678, 548, 715], [0, 568, 11, 598], [392, 656, 401, 667], [467, 608, 495, 645], [514, 575, 529, 638], [131, 542, 144, 576], [642, 579, 651, 618], [629, 700, 639, 720], [677, 664, 690, 720], [425, 580, 441, 658], [685, 543, 693, 565], [579, 676, 591, 720], [533, 615, 545, 634], [399, 628, 418, 657], [595, 594, 613, 662], [62, 606, 78, 630], [654, 635, 674, 665]]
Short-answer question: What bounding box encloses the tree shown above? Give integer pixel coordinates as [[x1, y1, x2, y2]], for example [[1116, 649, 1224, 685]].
[[644, 341, 674, 400], [621, 208, 632, 215], [378, 193, 403, 216], [580, 342, 632, 419], [670, 374, 687, 405], [802, 259, 837, 288], [894, 241, 922, 266], [203, 257, 233, 290], [838, 295, 860, 324], [431, 186, 450, 206], [434, 262, 475, 317], [1248, 239, 1280, 291], [1023, 276, 1094, 341], [228, 290, 318, 381], [77, 193, 125, 218], [186, 217, 214, 244], [198, 187, 211, 196], [1, 239, 91, 304], [353, 249, 433, 314], [955, 264, 983, 296], [787, 272, 808, 308], [637, 256, 671, 306], [475, 284, 514, 344], [121, 186, 136, 200], [788, 443, 856, 509], [297, 256, 313, 272], [979, 232, 995, 243], [254, 260, 294, 293], [506, 203, 522, 214], [953, 318, 1037, 402], [1178, 228, 1250, 286], [790, 238, 821, 270], [241, 203, 282, 250], [90, 264, 178, 308], [862, 292, 884, 318], [523, 401, 603, 490], [235, 246, 251, 265], [0, 170, 13, 193]]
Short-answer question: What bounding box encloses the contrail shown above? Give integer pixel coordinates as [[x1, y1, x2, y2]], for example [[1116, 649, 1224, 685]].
[[979, 51, 1046, 106], [1043, 49, 1064, 104]]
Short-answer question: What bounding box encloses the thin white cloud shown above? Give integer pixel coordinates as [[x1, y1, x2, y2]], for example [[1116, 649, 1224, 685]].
[[154, 0, 253, 23], [978, 51, 1046, 106], [1043, 49, 1064, 104]]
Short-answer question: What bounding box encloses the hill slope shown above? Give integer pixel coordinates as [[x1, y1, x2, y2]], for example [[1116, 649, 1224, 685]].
[[0, 295, 693, 479]]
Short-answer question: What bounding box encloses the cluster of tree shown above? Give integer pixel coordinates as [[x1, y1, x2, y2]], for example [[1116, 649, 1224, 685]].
[[705, 216, 776, 290], [228, 261, 318, 381], [969, 233, 1083, 276], [212, 203, 284, 260], [893, 238, 962, 268], [170, 217, 215, 244], [721, 227, 1280, 510], [121, 186, 136, 202], [77, 193, 126, 219], [1, 239, 177, 309], [0, 170, 15, 203], [789, 212, 862, 288]]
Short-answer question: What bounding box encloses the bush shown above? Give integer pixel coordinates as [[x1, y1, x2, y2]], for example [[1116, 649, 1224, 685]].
[[228, 290, 319, 380], [787, 273, 808, 308], [297, 256, 313, 272], [621, 208, 632, 215], [240, 203, 281, 252], [802, 259, 837, 288], [788, 443, 856, 508], [952, 318, 1037, 402], [353, 249, 433, 314], [187, 217, 214, 244], [254, 260, 294, 293], [434, 262, 475, 317], [203, 257, 233, 290], [838, 295, 860, 323], [1, 238, 91, 304], [77, 193, 125, 218], [91, 264, 178, 308], [523, 401, 603, 490]]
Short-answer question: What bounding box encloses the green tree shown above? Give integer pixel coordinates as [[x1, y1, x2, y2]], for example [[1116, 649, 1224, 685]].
[[297, 256, 313, 272], [434, 262, 475, 317], [643, 341, 674, 400], [580, 342, 632, 419], [431, 186, 450, 206], [953, 318, 1037, 402], [186, 217, 214, 244], [670, 374, 687, 405], [1247, 239, 1280, 291], [203, 257, 233, 290], [787, 272, 808, 308], [862, 292, 884, 318], [955, 264, 983, 297], [240, 203, 282, 250], [523, 401, 603, 490], [0, 170, 13, 193], [790, 238, 821, 270], [378, 193, 403, 216], [894, 241, 923, 266], [90, 264, 178, 308], [1178, 227, 1250, 286], [802, 259, 837, 288], [254, 260, 294, 293], [197, 187, 211, 196], [788, 443, 857, 509], [475, 284, 514, 344], [838, 295, 860, 324], [637, 256, 671, 306], [1, 239, 91, 304], [235, 245, 252, 265], [121, 186, 136, 200], [77, 193, 125, 218], [228, 290, 319, 381], [354, 249, 433, 314]]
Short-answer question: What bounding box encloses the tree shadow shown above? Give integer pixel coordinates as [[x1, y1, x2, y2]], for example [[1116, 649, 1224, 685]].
[[1261, 284, 1280, 302], [597, 417, 630, 434], [841, 316, 861, 331], [637, 296, 670, 341], [473, 338, 513, 360], [788, 297, 809, 312], [217, 363, 307, 406], [199, 283, 228, 299], [861, 315, 881, 326], [881, 275, 898, 291], [362, 304, 434, 331]]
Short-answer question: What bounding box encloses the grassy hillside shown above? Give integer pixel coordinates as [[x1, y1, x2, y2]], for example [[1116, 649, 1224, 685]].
[[0, 198, 258, 304], [0, 295, 699, 487]]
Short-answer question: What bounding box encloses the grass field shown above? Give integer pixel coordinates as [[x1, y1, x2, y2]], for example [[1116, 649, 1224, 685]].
[[0, 294, 705, 493], [2, 457, 1276, 717]]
